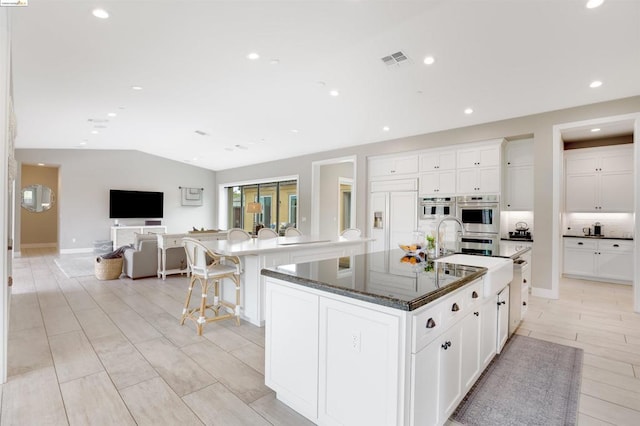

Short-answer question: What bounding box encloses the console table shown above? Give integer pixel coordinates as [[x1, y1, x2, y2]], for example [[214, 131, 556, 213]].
[[110, 225, 166, 248], [156, 231, 228, 280]]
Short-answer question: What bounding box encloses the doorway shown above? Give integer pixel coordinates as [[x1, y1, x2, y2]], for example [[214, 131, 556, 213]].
[[311, 156, 356, 239], [19, 164, 59, 251], [552, 113, 640, 312]]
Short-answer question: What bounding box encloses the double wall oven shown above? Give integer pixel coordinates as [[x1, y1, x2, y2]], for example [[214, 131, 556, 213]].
[[456, 195, 500, 255]]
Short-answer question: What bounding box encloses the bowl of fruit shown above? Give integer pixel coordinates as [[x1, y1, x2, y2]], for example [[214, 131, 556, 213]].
[[398, 243, 424, 256]]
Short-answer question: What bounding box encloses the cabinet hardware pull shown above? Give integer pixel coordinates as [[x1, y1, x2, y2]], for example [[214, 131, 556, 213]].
[[472, 291, 479, 299], [577, 242, 583, 245], [523, 301, 527, 306], [426, 318, 436, 329], [497, 300, 506, 306], [613, 244, 620, 247], [441, 341, 451, 350], [451, 303, 460, 312], [523, 279, 527, 284], [474, 312, 479, 316]]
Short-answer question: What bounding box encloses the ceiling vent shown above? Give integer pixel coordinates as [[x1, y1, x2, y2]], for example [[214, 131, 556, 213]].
[[381, 51, 410, 68]]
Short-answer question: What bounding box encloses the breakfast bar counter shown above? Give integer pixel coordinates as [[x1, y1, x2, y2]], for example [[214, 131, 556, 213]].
[[199, 235, 370, 326]]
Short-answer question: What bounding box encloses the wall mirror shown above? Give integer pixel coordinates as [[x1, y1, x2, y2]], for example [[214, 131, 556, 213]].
[[21, 184, 55, 213]]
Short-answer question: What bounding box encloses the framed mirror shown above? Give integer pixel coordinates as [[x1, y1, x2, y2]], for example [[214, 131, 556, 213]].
[[21, 184, 55, 213]]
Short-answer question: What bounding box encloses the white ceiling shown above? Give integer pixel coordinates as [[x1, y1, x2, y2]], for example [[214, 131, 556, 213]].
[[9, 0, 640, 171]]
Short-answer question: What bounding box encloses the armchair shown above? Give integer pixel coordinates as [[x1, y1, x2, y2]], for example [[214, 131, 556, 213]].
[[123, 234, 186, 279]]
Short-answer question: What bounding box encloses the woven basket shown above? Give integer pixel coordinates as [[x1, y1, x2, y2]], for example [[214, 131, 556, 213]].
[[95, 256, 123, 280]]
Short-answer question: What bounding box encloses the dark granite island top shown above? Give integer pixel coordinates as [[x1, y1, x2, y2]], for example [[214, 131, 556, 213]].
[[261, 249, 486, 312]]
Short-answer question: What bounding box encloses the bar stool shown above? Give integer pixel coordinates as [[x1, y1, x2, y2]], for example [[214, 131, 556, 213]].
[[181, 237, 241, 335]]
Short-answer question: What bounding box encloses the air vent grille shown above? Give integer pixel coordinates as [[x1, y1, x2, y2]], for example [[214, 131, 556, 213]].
[[381, 51, 410, 67]]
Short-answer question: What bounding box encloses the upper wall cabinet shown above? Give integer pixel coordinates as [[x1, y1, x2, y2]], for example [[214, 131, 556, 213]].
[[456, 142, 502, 169], [503, 138, 534, 211], [369, 155, 419, 179], [419, 150, 456, 172], [565, 144, 633, 213], [456, 139, 504, 195]]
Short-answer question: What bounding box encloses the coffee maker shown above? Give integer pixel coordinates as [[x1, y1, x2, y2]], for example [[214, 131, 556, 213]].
[[593, 222, 603, 236]]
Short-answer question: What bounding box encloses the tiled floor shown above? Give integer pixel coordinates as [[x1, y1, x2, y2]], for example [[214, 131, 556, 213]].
[[2, 249, 640, 425]]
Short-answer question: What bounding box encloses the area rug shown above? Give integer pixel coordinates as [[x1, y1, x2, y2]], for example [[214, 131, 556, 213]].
[[451, 335, 583, 426], [54, 254, 97, 278]]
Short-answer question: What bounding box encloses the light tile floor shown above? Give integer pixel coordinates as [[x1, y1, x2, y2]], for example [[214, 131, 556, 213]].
[[2, 249, 640, 425]]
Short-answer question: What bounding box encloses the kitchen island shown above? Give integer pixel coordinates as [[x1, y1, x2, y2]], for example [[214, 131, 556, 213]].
[[198, 235, 369, 326], [261, 249, 514, 426]]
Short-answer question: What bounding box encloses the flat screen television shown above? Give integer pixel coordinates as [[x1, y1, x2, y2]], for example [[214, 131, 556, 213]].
[[109, 189, 164, 219]]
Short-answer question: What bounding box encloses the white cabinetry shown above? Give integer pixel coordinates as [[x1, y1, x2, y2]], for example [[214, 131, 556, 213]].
[[420, 150, 456, 171], [111, 225, 166, 248], [456, 140, 503, 195], [369, 155, 419, 179], [565, 145, 633, 212], [419, 170, 456, 195], [563, 238, 633, 283], [503, 138, 534, 211]]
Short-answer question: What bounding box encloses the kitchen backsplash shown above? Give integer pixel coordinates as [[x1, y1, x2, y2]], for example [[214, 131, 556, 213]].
[[563, 212, 634, 238]]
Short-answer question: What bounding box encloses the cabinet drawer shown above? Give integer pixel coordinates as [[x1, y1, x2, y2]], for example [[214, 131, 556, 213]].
[[564, 238, 596, 249], [412, 303, 444, 353], [464, 280, 484, 308], [599, 240, 633, 253]]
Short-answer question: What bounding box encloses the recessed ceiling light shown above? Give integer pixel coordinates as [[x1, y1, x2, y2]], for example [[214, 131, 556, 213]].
[[92, 9, 109, 19], [131, 85, 143, 91], [464, 108, 474, 115], [91, 130, 99, 134], [79, 142, 87, 146], [423, 56, 435, 65], [107, 112, 117, 117], [591, 128, 601, 132], [291, 129, 299, 133], [330, 90, 340, 97], [589, 80, 602, 88], [383, 126, 390, 132], [192, 157, 198, 162], [247, 52, 260, 60], [586, 0, 605, 9]]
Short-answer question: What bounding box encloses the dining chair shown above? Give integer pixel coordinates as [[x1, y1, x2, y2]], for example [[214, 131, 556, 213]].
[[227, 228, 252, 242], [181, 237, 242, 335], [257, 228, 278, 240], [340, 228, 362, 240], [284, 227, 303, 237]]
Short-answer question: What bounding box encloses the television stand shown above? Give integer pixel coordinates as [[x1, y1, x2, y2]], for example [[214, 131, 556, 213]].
[[111, 225, 167, 249]]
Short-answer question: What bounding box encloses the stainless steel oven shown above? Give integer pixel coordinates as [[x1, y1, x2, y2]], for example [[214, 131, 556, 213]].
[[459, 233, 499, 256], [456, 195, 500, 234], [420, 197, 455, 220]]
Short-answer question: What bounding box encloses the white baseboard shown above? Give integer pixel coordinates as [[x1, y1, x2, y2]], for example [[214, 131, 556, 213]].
[[532, 287, 558, 299], [60, 248, 94, 254], [20, 243, 57, 248]]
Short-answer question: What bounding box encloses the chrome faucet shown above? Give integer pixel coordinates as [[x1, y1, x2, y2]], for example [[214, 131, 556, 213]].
[[435, 216, 464, 257]]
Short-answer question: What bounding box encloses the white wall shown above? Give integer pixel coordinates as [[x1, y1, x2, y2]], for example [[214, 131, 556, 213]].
[[15, 149, 216, 252]]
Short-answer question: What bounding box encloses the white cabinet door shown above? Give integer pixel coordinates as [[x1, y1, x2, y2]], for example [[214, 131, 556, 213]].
[[411, 340, 441, 426], [438, 325, 462, 418], [479, 297, 497, 369], [599, 171, 633, 212], [456, 168, 478, 194], [318, 298, 401, 426], [457, 145, 500, 169], [598, 251, 633, 282], [565, 173, 598, 212], [478, 167, 500, 193], [497, 286, 509, 354], [504, 165, 533, 211], [389, 191, 418, 248], [563, 248, 596, 276], [419, 171, 456, 195], [265, 281, 319, 422], [370, 155, 419, 178], [505, 138, 533, 167], [420, 150, 455, 172], [460, 308, 481, 390]]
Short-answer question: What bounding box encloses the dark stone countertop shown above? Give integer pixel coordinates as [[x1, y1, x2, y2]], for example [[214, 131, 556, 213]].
[[562, 235, 634, 240], [262, 249, 486, 312]]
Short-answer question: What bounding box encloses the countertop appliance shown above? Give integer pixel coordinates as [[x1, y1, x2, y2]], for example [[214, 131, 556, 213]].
[[508, 221, 532, 240], [456, 194, 500, 235], [593, 222, 603, 236], [420, 196, 455, 220]]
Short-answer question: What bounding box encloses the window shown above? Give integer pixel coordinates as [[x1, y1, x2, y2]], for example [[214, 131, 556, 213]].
[[225, 179, 298, 234]]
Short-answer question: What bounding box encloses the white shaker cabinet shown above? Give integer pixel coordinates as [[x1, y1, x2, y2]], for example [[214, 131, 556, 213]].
[[503, 138, 534, 211], [563, 238, 633, 283], [420, 150, 456, 172], [457, 142, 501, 169], [457, 167, 500, 194], [369, 155, 419, 179], [565, 145, 633, 213], [419, 170, 456, 195]]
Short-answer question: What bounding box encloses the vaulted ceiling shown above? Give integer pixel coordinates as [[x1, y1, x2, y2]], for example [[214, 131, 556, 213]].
[[10, 0, 640, 170]]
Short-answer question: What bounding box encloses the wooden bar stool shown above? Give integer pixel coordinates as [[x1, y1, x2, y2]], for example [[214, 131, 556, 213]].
[[181, 237, 241, 335]]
